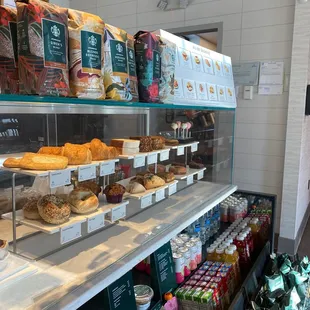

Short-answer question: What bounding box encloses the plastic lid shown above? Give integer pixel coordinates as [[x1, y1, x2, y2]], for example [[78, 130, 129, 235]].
[[225, 248, 234, 255], [239, 233, 247, 239], [218, 237, 224, 243], [216, 248, 224, 254], [250, 218, 259, 224], [229, 244, 237, 251], [226, 238, 233, 244], [230, 232, 238, 238], [134, 285, 154, 305], [236, 235, 245, 241], [207, 247, 215, 253]]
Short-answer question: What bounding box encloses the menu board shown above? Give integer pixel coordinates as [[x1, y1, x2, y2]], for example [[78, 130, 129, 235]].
[[151, 242, 177, 300], [153, 29, 236, 108]]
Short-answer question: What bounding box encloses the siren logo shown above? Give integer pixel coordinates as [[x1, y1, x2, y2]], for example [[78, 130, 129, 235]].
[[116, 43, 123, 53], [51, 25, 60, 37], [88, 35, 97, 46]]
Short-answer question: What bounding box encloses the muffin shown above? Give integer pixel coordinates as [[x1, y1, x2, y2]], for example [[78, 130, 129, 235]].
[[103, 183, 126, 203]]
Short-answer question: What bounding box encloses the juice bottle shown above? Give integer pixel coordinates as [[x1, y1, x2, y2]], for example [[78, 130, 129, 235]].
[[228, 245, 241, 284], [244, 227, 254, 254], [215, 247, 225, 262], [239, 232, 251, 261], [225, 237, 233, 245], [248, 217, 261, 250], [224, 248, 237, 293], [234, 235, 249, 274], [206, 246, 217, 261]]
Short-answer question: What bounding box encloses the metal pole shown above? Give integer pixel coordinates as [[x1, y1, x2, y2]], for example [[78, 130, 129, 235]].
[[46, 114, 50, 146], [55, 114, 58, 146], [12, 173, 17, 253]]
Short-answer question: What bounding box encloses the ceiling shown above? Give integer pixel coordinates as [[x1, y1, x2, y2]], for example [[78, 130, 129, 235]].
[[198, 32, 218, 45]]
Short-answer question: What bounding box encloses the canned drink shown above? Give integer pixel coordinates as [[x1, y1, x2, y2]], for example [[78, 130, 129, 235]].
[[185, 241, 197, 270], [191, 237, 202, 264], [178, 246, 191, 276], [179, 233, 190, 242], [173, 253, 184, 284], [174, 237, 185, 247], [171, 244, 179, 252]]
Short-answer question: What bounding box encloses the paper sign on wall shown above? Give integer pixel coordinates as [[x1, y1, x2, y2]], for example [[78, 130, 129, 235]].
[[232, 62, 260, 86]]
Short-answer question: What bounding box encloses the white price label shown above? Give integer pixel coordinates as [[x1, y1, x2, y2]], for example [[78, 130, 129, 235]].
[[141, 194, 152, 209], [49, 170, 71, 188], [160, 150, 169, 162], [155, 188, 165, 202], [60, 223, 81, 244], [187, 174, 194, 185], [197, 170, 204, 180], [78, 165, 96, 182], [191, 143, 198, 153], [147, 153, 157, 165], [134, 155, 145, 168], [100, 161, 115, 176], [111, 204, 126, 222], [87, 214, 105, 233], [168, 182, 177, 196], [177, 146, 185, 156]]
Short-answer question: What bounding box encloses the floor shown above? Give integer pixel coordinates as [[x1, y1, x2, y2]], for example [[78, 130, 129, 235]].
[[298, 216, 310, 257]]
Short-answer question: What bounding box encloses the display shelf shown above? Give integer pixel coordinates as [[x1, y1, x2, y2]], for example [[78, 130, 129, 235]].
[[0, 94, 236, 114], [174, 167, 206, 180], [3, 182, 236, 310]]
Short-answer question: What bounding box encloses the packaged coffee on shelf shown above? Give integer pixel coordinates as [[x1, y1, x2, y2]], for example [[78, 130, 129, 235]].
[[127, 33, 139, 102], [68, 9, 105, 99], [16, 0, 70, 96], [104, 24, 132, 101], [134, 31, 161, 103], [0, 6, 19, 94], [158, 36, 176, 103]]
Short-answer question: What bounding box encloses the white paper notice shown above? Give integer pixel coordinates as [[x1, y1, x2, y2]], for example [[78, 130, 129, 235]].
[[259, 61, 284, 85], [147, 153, 157, 165], [111, 204, 126, 222], [141, 194, 153, 209], [191, 53, 203, 72], [78, 165, 96, 182], [217, 85, 226, 102], [191, 143, 198, 153], [232, 62, 260, 86], [258, 85, 283, 95], [207, 83, 218, 101], [61, 223, 81, 244], [100, 161, 115, 176], [155, 188, 165, 202], [49, 170, 71, 189], [134, 155, 145, 168], [177, 146, 185, 156], [174, 77, 184, 98], [178, 48, 192, 69], [195, 82, 208, 100], [214, 60, 223, 77], [160, 150, 170, 162], [202, 57, 214, 75], [87, 214, 105, 233], [183, 79, 197, 100], [168, 182, 177, 196], [197, 170, 204, 180], [187, 174, 194, 185]]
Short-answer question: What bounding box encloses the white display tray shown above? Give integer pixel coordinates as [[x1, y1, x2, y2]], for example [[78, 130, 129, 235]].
[[174, 167, 207, 180]]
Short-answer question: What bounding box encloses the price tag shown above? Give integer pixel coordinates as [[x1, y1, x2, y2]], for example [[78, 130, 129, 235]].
[[155, 188, 165, 202], [49, 170, 71, 188], [111, 204, 126, 222], [134, 155, 145, 168], [168, 182, 177, 196], [160, 150, 169, 162], [141, 194, 153, 209], [191, 143, 198, 152], [187, 174, 194, 185], [100, 161, 115, 176], [177, 146, 185, 156], [78, 165, 96, 182], [60, 223, 81, 244], [87, 214, 105, 233], [147, 153, 157, 165], [197, 170, 204, 180]]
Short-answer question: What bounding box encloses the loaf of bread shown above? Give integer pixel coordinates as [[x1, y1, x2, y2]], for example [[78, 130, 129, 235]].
[[63, 143, 92, 165], [110, 139, 140, 149], [68, 188, 99, 214], [165, 139, 179, 146], [19, 153, 68, 170], [169, 166, 187, 175], [126, 182, 146, 194], [156, 172, 175, 183], [144, 174, 165, 190], [3, 157, 21, 168], [23, 199, 41, 220], [151, 136, 165, 150], [115, 147, 140, 155], [148, 164, 166, 174], [37, 195, 71, 224], [38, 147, 64, 156], [130, 136, 153, 152]]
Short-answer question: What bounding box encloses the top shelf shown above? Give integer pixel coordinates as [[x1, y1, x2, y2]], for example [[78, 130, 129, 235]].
[[0, 94, 236, 115]]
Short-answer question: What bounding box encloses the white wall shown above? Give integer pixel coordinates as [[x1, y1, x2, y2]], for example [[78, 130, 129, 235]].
[[69, 0, 295, 233]]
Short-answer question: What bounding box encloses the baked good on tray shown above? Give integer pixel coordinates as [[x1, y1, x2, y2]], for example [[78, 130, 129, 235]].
[[126, 182, 146, 194], [164, 139, 179, 146], [23, 198, 41, 220], [148, 164, 166, 174], [37, 195, 71, 224], [103, 183, 126, 203], [68, 188, 99, 214], [77, 181, 101, 196], [0, 240, 8, 261], [19, 153, 68, 170], [110, 139, 140, 149], [169, 166, 187, 175], [151, 136, 165, 150], [143, 174, 165, 190], [3, 157, 21, 168], [90, 138, 109, 161], [38, 146, 64, 156], [156, 172, 175, 183], [63, 143, 92, 165], [189, 161, 205, 169], [130, 136, 153, 152]]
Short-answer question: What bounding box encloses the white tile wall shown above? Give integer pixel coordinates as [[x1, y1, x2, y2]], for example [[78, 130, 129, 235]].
[[68, 0, 296, 234]]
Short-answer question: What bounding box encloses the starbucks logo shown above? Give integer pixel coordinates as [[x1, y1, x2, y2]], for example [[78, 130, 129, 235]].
[[51, 25, 60, 37], [116, 43, 123, 53], [129, 50, 134, 59], [88, 35, 97, 46]]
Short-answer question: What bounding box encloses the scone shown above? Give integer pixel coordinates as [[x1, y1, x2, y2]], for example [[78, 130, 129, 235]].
[[144, 175, 165, 190]]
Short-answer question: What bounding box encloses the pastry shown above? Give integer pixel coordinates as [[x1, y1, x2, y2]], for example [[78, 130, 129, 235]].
[[78, 181, 101, 196], [19, 153, 68, 170], [90, 138, 109, 161], [199, 84, 204, 92], [126, 182, 146, 194], [215, 61, 220, 71], [171, 162, 186, 167], [130, 136, 153, 152], [103, 183, 126, 203], [83, 142, 91, 149], [148, 164, 165, 174], [219, 88, 224, 95], [107, 146, 119, 159], [151, 136, 165, 150], [129, 176, 145, 185], [143, 174, 165, 190], [209, 86, 214, 94], [136, 171, 151, 177], [63, 143, 92, 165], [205, 58, 211, 67], [115, 147, 140, 155], [182, 51, 188, 61], [3, 157, 21, 168], [156, 172, 175, 183], [186, 82, 193, 92], [68, 188, 99, 214], [228, 88, 233, 96], [38, 146, 64, 156], [0, 240, 8, 263], [169, 166, 187, 175], [194, 56, 200, 64], [37, 195, 71, 225], [174, 80, 179, 89], [164, 139, 179, 146], [23, 199, 41, 220], [189, 161, 205, 169], [110, 139, 140, 149]]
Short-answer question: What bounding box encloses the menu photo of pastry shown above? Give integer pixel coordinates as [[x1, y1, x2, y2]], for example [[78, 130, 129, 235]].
[[214, 60, 223, 76], [223, 63, 232, 77], [178, 47, 193, 69], [195, 81, 208, 101], [203, 57, 214, 74], [207, 83, 218, 101], [226, 86, 235, 102], [174, 77, 184, 98], [183, 79, 197, 100], [217, 85, 227, 102], [191, 53, 203, 72]]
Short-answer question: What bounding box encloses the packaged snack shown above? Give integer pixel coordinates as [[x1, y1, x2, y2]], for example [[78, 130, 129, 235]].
[[265, 274, 285, 293], [68, 9, 105, 99], [135, 31, 161, 103], [104, 24, 131, 101], [16, 0, 70, 96], [127, 33, 139, 101], [0, 6, 19, 94]]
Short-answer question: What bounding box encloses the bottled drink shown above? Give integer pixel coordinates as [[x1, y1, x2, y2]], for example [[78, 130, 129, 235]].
[[239, 232, 251, 261], [215, 247, 225, 262], [206, 246, 217, 261], [173, 253, 185, 284], [249, 217, 261, 250], [228, 244, 241, 284], [178, 247, 191, 276], [224, 248, 237, 293], [244, 227, 254, 254], [234, 235, 249, 273], [185, 241, 197, 270]]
